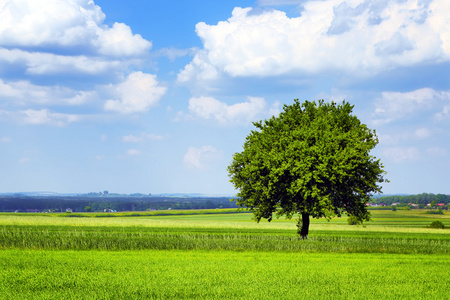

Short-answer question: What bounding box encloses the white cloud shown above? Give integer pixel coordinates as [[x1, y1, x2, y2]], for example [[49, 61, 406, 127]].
[[372, 88, 450, 125], [19, 109, 81, 126], [96, 22, 151, 57], [178, 1, 450, 84], [429, 0, 450, 57], [434, 105, 450, 121], [122, 133, 164, 143], [0, 0, 151, 83], [0, 78, 97, 106], [0, 48, 125, 77], [183, 146, 220, 169], [0, 0, 151, 56], [382, 146, 420, 163], [104, 72, 167, 114], [379, 127, 433, 145], [0, 137, 11, 143], [414, 128, 432, 139], [188, 96, 268, 124]]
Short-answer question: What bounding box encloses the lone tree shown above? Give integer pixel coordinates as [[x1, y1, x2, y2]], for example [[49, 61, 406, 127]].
[[228, 99, 387, 239]]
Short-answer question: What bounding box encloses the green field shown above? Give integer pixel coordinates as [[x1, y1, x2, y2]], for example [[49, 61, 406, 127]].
[[0, 210, 449, 299]]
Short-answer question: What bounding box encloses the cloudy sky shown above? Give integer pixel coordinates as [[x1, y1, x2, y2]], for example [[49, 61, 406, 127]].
[[0, 0, 448, 195]]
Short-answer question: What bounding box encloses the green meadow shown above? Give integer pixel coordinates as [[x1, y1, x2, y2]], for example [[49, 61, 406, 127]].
[[0, 209, 449, 299]]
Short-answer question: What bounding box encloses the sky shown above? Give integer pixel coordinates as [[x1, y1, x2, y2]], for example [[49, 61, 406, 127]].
[[0, 0, 449, 195]]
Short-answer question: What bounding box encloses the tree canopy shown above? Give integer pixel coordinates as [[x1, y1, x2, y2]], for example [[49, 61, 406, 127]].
[[228, 99, 387, 239]]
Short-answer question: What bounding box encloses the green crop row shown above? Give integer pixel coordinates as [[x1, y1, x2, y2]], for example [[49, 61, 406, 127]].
[[3, 208, 247, 218], [0, 224, 448, 254], [0, 210, 449, 299], [1, 249, 448, 299]]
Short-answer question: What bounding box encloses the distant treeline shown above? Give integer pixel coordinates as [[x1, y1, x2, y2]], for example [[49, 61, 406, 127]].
[[2, 193, 449, 213], [371, 193, 450, 206], [0, 195, 238, 213]]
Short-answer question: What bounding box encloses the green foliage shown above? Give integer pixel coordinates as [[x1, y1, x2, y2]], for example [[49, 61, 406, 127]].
[[373, 193, 450, 206], [0, 195, 238, 212], [429, 221, 445, 229], [426, 209, 444, 215], [347, 215, 363, 225], [84, 206, 92, 212], [228, 99, 387, 237]]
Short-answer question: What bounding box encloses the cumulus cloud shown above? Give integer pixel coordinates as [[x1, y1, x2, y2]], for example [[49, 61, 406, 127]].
[[183, 146, 220, 169], [372, 88, 450, 125], [19, 109, 81, 126], [0, 78, 97, 106], [0, 48, 124, 76], [434, 105, 450, 121], [178, 1, 450, 84], [0, 0, 151, 83], [188, 96, 274, 124], [96, 22, 151, 57], [0, 0, 151, 56], [104, 72, 167, 114]]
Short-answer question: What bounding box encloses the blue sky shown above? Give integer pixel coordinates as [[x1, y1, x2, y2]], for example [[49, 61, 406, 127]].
[[0, 0, 449, 195]]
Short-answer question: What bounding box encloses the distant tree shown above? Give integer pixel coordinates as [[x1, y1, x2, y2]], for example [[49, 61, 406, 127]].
[[84, 206, 92, 212], [347, 215, 363, 225], [435, 194, 446, 203], [429, 220, 445, 229], [228, 100, 387, 239]]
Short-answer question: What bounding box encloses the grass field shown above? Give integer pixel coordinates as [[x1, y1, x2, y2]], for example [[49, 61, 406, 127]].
[[0, 209, 449, 299]]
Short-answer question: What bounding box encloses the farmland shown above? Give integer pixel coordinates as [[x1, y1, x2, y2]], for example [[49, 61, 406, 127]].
[[0, 209, 449, 299]]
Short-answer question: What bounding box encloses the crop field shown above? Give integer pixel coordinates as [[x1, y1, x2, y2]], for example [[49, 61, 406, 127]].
[[0, 209, 449, 299]]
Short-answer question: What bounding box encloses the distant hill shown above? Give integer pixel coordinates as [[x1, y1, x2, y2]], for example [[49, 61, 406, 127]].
[[0, 191, 79, 197], [151, 193, 235, 198], [0, 193, 238, 212]]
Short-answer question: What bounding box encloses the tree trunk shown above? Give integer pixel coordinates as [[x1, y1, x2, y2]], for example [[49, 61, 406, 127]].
[[297, 213, 310, 239]]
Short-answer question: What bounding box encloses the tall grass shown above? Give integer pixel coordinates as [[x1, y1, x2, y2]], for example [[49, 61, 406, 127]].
[[0, 224, 448, 254], [1, 250, 448, 300], [1, 210, 449, 299], [0, 210, 448, 255]]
